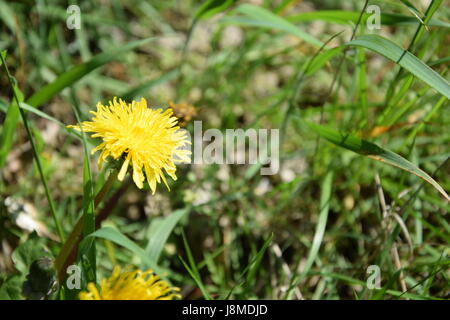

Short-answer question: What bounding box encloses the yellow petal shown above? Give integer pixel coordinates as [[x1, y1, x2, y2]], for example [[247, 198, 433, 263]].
[[118, 157, 130, 181]]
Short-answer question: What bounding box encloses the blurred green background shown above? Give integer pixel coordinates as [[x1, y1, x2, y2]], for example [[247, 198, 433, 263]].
[[0, 0, 449, 300]]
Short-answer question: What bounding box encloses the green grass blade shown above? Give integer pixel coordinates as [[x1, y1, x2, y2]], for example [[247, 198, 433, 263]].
[[399, 0, 425, 25], [346, 35, 450, 99], [180, 231, 212, 300], [26, 37, 156, 108], [18, 102, 64, 126], [120, 69, 179, 101], [305, 121, 450, 202], [311, 271, 441, 300], [287, 10, 450, 28], [0, 86, 23, 168], [194, 0, 237, 20], [223, 233, 273, 299], [145, 208, 188, 264], [301, 170, 333, 278], [0, 51, 21, 168], [178, 255, 212, 300], [17, 102, 88, 142], [80, 153, 96, 283], [356, 47, 368, 125], [245, 233, 273, 287], [1, 52, 65, 241], [406, 96, 447, 143], [224, 4, 323, 47], [305, 46, 343, 76]]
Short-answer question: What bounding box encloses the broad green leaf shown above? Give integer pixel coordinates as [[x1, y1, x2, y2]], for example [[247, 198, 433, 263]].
[[80, 227, 165, 275], [287, 11, 450, 28], [0, 275, 24, 300], [346, 35, 450, 99], [11, 232, 48, 275], [145, 208, 188, 264], [26, 37, 155, 108], [306, 121, 450, 202], [224, 4, 323, 47]]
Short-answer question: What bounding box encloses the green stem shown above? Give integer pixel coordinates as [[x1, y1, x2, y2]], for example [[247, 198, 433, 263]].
[[55, 169, 118, 281], [94, 170, 118, 207], [0, 53, 65, 242]]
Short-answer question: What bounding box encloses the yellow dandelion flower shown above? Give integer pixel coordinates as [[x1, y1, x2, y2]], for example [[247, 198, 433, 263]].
[[68, 97, 191, 193], [79, 266, 181, 300]]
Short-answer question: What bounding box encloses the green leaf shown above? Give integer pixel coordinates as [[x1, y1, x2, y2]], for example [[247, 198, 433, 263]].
[[11, 232, 49, 275], [305, 121, 450, 202], [0, 275, 24, 300], [346, 35, 450, 99], [80, 227, 165, 275], [145, 208, 188, 264], [26, 37, 156, 108], [224, 4, 323, 47], [22, 257, 56, 300]]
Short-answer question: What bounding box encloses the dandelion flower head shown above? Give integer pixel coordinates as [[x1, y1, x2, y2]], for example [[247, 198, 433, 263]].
[[68, 97, 191, 193]]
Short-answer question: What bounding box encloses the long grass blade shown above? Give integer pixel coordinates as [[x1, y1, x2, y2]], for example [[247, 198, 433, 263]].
[[305, 121, 450, 202]]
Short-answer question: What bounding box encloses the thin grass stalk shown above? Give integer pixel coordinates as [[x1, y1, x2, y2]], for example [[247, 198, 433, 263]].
[[0, 53, 65, 242]]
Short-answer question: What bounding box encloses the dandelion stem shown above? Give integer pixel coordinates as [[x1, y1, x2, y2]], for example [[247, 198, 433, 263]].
[[55, 169, 119, 282], [94, 170, 118, 207]]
